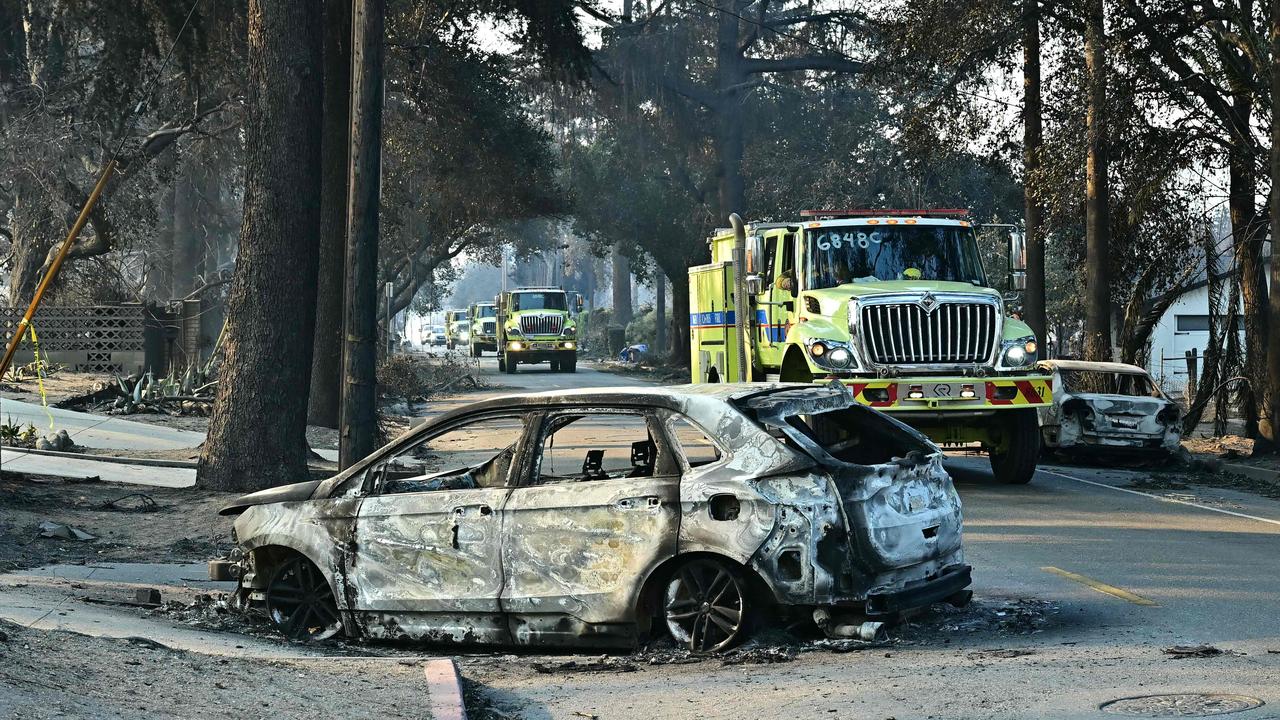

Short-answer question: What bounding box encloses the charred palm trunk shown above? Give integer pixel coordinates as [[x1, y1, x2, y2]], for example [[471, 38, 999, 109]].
[[1268, 0, 1280, 453], [1227, 134, 1268, 443], [1022, 0, 1047, 346], [670, 271, 691, 368], [1082, 0, 1112, 362], [197, 0, 323, 492]]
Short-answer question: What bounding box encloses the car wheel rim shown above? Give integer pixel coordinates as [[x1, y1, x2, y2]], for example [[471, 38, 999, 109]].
[[266, 558, 341, 641], [664, 560, 745, 653]]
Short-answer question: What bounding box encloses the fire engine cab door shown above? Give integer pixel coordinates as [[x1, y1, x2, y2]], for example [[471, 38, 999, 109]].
[[755, 231, 795, 370]]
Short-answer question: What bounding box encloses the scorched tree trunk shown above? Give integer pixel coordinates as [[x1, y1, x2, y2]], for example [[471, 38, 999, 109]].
[[197, 0, 323, 492]]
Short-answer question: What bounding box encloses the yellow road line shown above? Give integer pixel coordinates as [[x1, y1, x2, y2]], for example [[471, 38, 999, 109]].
[[1041, 566, 1159, 606]]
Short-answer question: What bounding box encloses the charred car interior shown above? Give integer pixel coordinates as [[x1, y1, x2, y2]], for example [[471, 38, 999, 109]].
[[214, 383, 970, 652]]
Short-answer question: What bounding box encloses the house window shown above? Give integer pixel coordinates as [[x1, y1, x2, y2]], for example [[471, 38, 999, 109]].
[[1175, 315, 1245, 332]]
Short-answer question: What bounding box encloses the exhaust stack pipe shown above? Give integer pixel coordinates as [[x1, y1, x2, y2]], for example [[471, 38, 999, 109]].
[[729, 213, 750, 382]]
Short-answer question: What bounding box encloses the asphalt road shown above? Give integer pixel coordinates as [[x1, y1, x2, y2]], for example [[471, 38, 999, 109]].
[[454, 355, 1280, 719]]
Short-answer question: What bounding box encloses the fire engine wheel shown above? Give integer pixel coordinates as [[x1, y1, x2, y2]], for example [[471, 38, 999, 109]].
[[447, 340, 454, 351], [503, 356, 517, 374], [265, 556, 342, 642], [989, 409, 1040, 485], [550, 360, 561, 372], [470, 345, 480, 358], [564, 358, 577, 373], [664, 558, 750, 653]]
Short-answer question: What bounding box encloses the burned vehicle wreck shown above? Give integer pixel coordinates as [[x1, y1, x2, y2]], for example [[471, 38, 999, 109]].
[[1036, 360, 1182, 457], [214, 383, 969, 652]]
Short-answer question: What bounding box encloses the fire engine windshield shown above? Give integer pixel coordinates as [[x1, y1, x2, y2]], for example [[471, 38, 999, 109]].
[[476, 305, 496, 318], [801, 225, 986, 289], [511, 292, 567, 311]]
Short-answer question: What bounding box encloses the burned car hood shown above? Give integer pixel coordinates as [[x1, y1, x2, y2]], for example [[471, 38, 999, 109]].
[[218, 479, 323, 516]]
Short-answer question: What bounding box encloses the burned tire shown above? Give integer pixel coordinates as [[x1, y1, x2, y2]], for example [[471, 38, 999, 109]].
[[663, 558, 751, 653], [989, 408, 1040, 485], [265, 555, 342, 642]]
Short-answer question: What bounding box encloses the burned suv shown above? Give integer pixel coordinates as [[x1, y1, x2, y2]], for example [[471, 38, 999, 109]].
[[215, 383, 969, 651]]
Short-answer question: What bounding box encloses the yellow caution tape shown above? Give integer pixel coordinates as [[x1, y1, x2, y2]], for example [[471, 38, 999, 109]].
[[27, 324, 54, 429]]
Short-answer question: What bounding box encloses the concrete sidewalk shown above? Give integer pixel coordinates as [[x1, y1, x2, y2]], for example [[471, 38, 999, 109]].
[[0, 447, 195, 487], [0, 397, 340, 482], [0, 397, 204, 450]]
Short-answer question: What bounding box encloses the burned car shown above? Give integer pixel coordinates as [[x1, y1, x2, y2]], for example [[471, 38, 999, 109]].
[[214, 383, 969, 652], [1036, 360, 1182, 457]]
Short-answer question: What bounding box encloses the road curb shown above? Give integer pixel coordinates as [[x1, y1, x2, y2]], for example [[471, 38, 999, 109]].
[[423, 658, 468, 720]]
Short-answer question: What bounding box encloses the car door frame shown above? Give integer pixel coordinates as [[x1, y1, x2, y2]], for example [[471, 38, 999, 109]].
[[498, 404, 683, 646], [342, 409, 535, 643]]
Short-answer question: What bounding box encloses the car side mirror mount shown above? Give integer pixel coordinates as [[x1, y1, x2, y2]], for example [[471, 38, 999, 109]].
[[1009, 271, 1027, 291], [744, 274, 764, 296]]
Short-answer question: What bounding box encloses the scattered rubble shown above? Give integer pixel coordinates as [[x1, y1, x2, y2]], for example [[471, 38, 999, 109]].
[[34, 429, 73, 451], [1163, 644, 1228, 659], [36, 520, 96, 541], [98, 492, 159, 512], [966, 647, 1037, 660], [532, 657, 638, 674]]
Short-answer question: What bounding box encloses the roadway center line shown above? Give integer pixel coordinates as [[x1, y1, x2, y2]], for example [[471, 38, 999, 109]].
[[1040, 468, 1280, 529], [1041, 566, 1158, 606]]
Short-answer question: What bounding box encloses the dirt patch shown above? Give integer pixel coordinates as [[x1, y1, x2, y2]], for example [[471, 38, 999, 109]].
[[0, 619, 429, 720], [1182, 435, 1253, 458], [0, 473, 236, 573], [0, 372, 116, 406]]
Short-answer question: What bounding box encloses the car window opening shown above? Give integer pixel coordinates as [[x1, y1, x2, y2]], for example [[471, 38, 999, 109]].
[[1060, 370, 1161, 398], [375, 416, 527, 495], [535, 413, 663, 485], [786, 408, 930, 466]]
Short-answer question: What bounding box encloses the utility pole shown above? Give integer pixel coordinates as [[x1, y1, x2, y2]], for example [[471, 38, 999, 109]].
[[340, 0, 384, 469]]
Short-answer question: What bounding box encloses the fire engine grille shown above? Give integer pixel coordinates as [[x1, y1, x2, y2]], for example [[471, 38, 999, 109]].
[[481, 320, 496, 335], [520, 314, 564, 336], [859, 302, 997, 364]]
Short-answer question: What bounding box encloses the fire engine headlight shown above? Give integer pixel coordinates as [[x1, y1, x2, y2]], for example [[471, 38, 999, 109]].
[[562, 326, 576, 337], [507, 326, 522, 336], [509, 341, 524, 351], [999, 336, 1037, 367], [810, 342, 827, 359], [827, 347, 852, 368]]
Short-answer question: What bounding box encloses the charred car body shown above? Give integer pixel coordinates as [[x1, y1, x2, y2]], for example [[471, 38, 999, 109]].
[[1036, 360, 1182, 457], [215, 383, 969, 651]]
